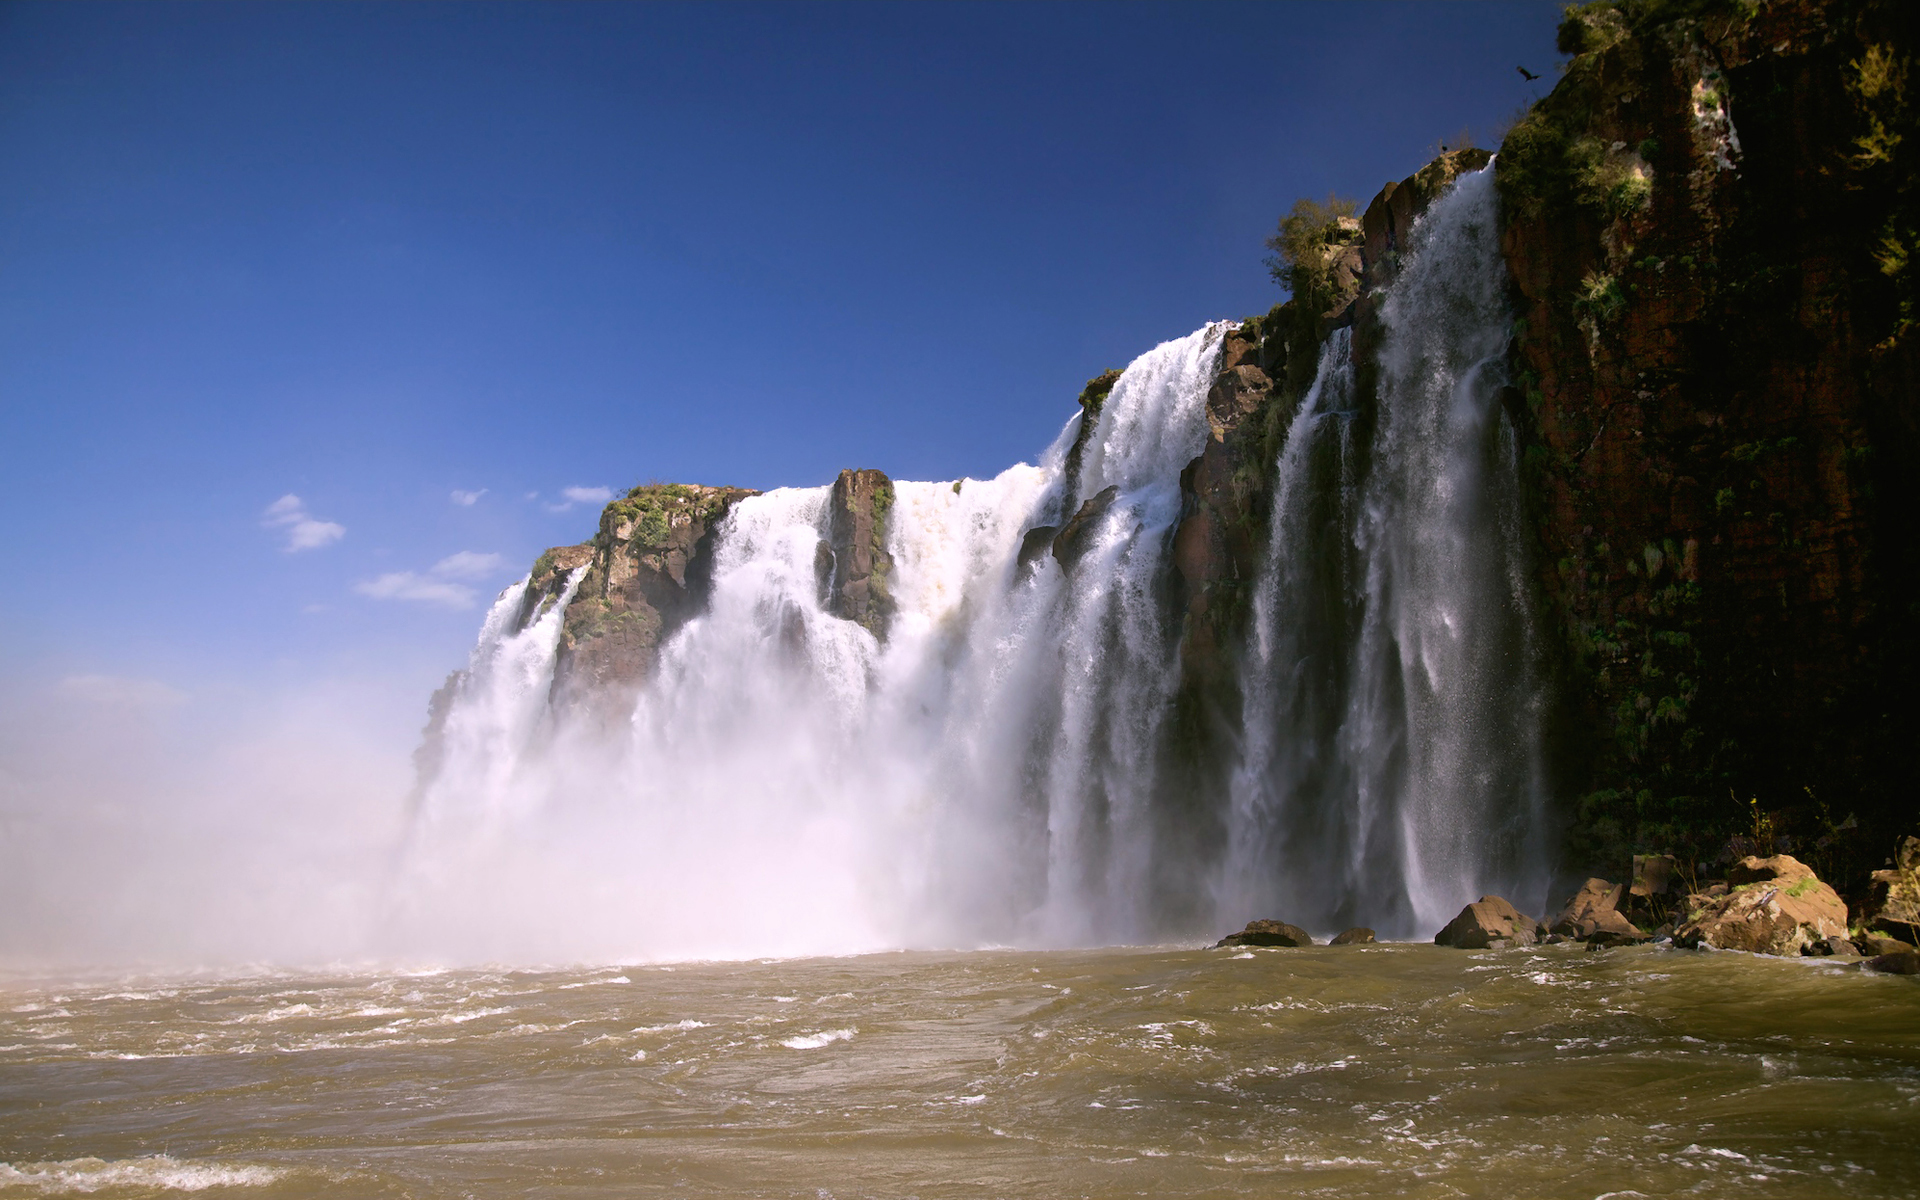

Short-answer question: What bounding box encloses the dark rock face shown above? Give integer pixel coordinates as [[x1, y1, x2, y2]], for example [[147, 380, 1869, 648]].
[[823, 469, 896, 637], [550, 484, 757, 720], [1329, 927, 1376, 946], [1863, 950, 1920, 975], [1498, 0, 1920, 872], [1052, 486, 1119, 570], [1217, 919, 1315, 948], [1435, 896, 1542, 949]]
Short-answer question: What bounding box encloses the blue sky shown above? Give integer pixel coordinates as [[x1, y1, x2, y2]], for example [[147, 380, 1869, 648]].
[[0, 0, 1563, 712]]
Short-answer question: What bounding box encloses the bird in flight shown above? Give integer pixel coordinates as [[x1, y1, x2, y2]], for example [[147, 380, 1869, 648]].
[[1518, 65, 1540, 81]]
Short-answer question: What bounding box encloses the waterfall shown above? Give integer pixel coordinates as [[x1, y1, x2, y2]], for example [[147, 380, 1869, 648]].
[[1222, 164, 1549, 937], [399, 165, 1549, 958]]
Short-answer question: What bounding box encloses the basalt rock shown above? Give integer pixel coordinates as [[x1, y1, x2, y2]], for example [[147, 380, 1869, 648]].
[[1330, 927, 1376, 946], [550, 484, 756, 722], [823, 468, 897, 638], [1863, 950, 1920, 975], [1500, 0, 1920, 874], [1673, 855, 1849, 955], [1435, 896, 1544, 949], [1217, 919, 1315, 948], [1052, 486, 1120, 570]]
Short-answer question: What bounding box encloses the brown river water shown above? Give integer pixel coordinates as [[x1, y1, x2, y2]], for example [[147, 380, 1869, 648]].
[[1, 944, 1915, 1199]]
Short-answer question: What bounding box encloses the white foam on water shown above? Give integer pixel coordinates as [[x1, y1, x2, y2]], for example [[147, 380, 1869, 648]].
[[0, 1155, 286, 1194], [781, 1028, 856, 1049]]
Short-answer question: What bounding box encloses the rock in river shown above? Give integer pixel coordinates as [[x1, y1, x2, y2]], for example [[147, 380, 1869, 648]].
[[1549, 878, 1645, 942], [1217, 920, 1315, 948], [1434, 897, 1542, 949], [1330, 928, 1376, 946], [1672, 855, 1848, 956]]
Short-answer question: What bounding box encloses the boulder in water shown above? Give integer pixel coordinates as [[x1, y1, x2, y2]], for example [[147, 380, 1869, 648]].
[[1549, 878, 1642, 941], [1329, 927, 1376, 946], [1216, 920, 1314, 948], [1673, 855, 1848, 956], [1434, 896, 1541, 949], [1863, 951, 1920, 975], [1806, 935, 1860, 957]]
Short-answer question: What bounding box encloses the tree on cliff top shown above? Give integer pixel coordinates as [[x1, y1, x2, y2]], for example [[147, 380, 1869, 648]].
[[1264, 194, 1358, 300]]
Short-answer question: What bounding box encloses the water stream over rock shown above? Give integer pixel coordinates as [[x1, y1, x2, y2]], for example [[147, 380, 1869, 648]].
[[398, 166, 1549, 960]]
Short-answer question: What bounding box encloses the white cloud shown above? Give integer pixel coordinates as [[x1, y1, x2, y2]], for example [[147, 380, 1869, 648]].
[[354, 573, 476, 609], [430, 551, 506, 580], [57, 674, 188, 708], [262, 494, 345, 552], [450, 489, 487, 507], [547, 485, 614, 512], [354, 550, 509, 609]]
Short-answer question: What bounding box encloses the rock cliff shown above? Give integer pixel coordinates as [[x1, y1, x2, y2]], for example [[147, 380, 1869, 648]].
[[474, 0, 1915, 896], [531, 483, 757, 721], [1497, 0, 1919, 871]]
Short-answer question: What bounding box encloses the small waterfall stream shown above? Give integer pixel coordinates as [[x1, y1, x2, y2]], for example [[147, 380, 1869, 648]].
[[398, 165, 1548, 957]]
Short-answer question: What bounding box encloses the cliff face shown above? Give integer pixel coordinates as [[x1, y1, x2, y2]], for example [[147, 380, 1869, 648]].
[[469, 0, 1914, 886], [1166, 150, 1493, 747], [821, 468, 897, 637], [527, 484, 757, 720], [1498, 0, 1919, 869]]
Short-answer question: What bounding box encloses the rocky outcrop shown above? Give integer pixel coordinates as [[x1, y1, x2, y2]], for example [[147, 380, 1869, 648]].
[[1216, 919, 1315, 947], [822, 469, 896, 637], [1499, 0, 1920, 874], [1330, 927, 1376, 946], [550, 484, 756, 719], [1673, 854, 1849, 955], [1860, 835, 1920, 942], [1051, 486, 1119, 570], [1434, 896, 1544, 949]]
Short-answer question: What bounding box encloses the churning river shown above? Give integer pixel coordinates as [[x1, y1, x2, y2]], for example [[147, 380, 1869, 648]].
[[3, 945, 1916, 1199]]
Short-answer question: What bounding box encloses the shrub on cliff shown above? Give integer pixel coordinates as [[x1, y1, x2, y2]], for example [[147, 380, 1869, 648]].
[[1264, 194, 1358, 309]]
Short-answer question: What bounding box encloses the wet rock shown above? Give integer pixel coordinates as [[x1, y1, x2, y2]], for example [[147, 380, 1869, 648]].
[[1217, 920, 1315, 948], [824, 468, 897, 638], [550, 485, 756, 723], [1434, 896, 1540, 949], [1587, 926, 1654, 948], [1673, 855, 1848, 956], [1860, 836, 1920, 945], [1015, 525, 1058, 574], [1051, 486, 1119, 570], [1863, 951, 1920, 976], [1805, 935, 1859, 957], [1330, 927, 1376, 946], [1549, 878, 1641, 940]]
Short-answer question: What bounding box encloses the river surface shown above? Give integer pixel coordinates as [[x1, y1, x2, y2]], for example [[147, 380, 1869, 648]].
[[2, 944, 1915, 1198]]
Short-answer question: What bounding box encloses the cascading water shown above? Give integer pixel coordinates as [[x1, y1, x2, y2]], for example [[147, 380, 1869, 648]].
[[399, 164, 1548, 958], [1221, 164, 1549, 937]]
